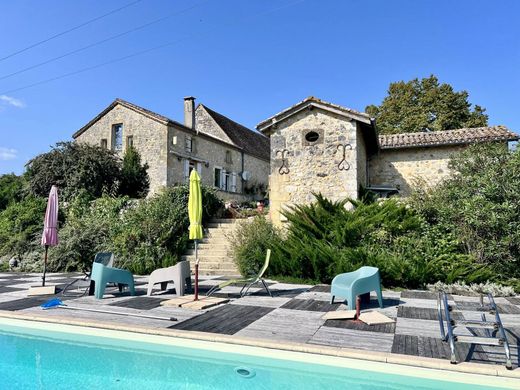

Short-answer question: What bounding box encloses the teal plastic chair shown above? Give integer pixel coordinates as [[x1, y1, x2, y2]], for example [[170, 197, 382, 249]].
[[330, 266, 383, 309], [90, 262, 136, 299]]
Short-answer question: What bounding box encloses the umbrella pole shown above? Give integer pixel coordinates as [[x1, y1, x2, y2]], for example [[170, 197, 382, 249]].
[[194, 239, 199, 301], [42, 245, 48, 287]]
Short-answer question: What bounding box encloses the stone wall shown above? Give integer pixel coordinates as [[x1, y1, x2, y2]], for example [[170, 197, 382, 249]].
[[268, 108, 359, 224], [356, 123, 368, 189], [243, 154, 270, 198], [369, 145, 465, 195], [75, 104, 168, 194], [75, 101, 270, 202]]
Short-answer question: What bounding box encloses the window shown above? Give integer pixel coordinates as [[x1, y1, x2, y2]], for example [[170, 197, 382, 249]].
[[223, 171, 230, 191], [126, 135, 134, 150], [184, 160, 202, 183], [214, 167, 222, 188], [225, 150, 232, 164], [185, 135, 193, 153], [305, 131, 320, 143], [112, 124, 123, 151], [100, 139, 108, 149]]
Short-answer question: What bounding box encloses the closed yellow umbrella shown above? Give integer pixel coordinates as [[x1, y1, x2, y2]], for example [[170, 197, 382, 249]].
[[188, 169, 203, 300]]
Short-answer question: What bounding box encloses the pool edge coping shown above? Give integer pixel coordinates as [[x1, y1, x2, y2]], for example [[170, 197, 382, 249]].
[[0, 309, 518, 381]]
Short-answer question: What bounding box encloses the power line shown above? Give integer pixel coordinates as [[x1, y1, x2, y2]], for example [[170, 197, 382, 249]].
[[0, 1, 208, 81], [0, 0, 142, 62], [0, 0, 305, 96]]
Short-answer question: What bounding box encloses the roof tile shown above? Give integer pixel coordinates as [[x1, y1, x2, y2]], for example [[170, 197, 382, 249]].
[[379, 126, 518, 149]]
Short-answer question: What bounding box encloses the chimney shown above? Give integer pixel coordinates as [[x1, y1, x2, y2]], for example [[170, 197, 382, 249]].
[[184, 96, 196, 130]]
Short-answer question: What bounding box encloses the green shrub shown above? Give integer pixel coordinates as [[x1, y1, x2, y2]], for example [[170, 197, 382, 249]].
[[229, 216, 283, 276], [230, 194, 493, 288], [0, 196, 47, 264], [0, 174, 26, 211], [26, 142, 122, 201], [119, 146, 150, 198], [411, 143, 520, 279], [48, 185, 223, 275], [49, 194, 129, 272]]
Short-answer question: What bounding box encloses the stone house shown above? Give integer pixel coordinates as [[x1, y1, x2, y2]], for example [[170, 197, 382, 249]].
[[257, 97, 518, 224], [73, 97, 270, 199]]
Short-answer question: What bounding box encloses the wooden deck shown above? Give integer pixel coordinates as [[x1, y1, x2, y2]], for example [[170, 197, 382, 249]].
[[0, 272, 518, 369]]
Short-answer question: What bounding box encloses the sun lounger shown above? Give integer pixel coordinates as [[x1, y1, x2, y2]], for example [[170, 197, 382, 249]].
[[90, 262, 135, 299], [207, 249, 272, 297], [147, 261, 191, 296], [330, 266, 383, 309]]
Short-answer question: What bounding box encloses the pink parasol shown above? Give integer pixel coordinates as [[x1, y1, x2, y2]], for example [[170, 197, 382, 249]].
[[41, 185, 58, 286]]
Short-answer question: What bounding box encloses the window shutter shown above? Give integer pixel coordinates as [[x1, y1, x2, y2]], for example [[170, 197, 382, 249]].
[[221, 169, 226, 190], [196, 162, 202, 175], [192, 138, 197, 154], [183, 159, 190, 183], [231, 172, 237, 193]]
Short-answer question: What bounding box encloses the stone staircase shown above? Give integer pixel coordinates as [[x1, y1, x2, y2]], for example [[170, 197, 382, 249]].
[[182, 219, 240, 276]]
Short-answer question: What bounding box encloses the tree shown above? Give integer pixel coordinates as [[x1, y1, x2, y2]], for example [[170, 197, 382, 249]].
[[366, 75, 488, 134], [411, 143, 520, 279], [0, 174, 25, 211], [119, 146, 150, 198], [26, 142, 122, 201]]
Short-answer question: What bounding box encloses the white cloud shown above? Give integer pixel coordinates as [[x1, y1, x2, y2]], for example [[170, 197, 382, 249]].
[[0, 95, 25, 108], [0, 147, 17, 160]]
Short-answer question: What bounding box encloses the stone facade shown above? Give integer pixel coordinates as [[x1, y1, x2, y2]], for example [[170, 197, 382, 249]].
[[73, 99, 270, 200], [268, 108, 362, 223], [75, 104, 169, 194], [368, 145, 465, 196], [258, 97, 517, 226]]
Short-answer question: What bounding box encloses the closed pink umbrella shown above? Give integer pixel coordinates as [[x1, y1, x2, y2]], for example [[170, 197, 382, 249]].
[[41, 185, 58, 287]]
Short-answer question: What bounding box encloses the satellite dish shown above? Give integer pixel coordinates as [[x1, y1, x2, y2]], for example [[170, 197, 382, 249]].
[[241, 171, 251, 181]]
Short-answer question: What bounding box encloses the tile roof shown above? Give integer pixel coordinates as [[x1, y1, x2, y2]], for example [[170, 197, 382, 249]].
[[73, 98, 186, 139], [256, 96, 372, 133], [379, 126, 518, 149], [73, 99, 269, 160], [201, 105, 270, 161]]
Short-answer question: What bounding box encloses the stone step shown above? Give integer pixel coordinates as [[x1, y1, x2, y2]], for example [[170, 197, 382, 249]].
[[195, 271, 239, 278], [204, 229, 234, 238], [210, 219, 239, 224], [191, 263, 239, 273], [206, 222, 239, 229], [183, 255, 234, 263], [195, 243, 231, 250], [184, 249, 230, 256]]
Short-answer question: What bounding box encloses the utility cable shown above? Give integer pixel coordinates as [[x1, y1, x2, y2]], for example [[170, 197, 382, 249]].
[[0, 0, 142, 62], [0, 0, 305, 96], [0, 1, 208, 81]]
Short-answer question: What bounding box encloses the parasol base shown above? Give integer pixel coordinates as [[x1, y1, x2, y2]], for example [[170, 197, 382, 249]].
[[28, 285, 57, 296], [160, 295, 229, 310]]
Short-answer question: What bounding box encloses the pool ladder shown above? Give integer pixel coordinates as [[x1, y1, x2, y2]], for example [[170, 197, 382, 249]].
[[437, 291, 512, 369]]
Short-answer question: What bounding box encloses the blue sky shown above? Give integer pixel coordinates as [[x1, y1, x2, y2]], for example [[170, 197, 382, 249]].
[[0, 0, 518, 174]]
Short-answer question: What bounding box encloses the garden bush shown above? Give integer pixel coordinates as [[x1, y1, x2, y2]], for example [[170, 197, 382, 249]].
[[230, 194, 493, 288], [411, 143, 520, 280], [48, 185, 223, 275], [228, 216, 284, 277], [0, 196, 47, 267]]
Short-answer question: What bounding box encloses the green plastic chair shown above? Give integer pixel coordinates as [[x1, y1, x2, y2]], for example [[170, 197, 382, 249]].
[[330, 266, 383, 309], [90, 262, 136, 299], [207, 249, 272, 297]]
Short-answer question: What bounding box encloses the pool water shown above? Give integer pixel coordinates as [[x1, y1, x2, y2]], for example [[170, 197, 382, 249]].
[[0, 320, 512, 390]]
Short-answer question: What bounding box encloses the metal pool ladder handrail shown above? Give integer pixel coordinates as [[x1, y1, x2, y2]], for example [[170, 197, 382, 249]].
[[437, 291, 512, 369]]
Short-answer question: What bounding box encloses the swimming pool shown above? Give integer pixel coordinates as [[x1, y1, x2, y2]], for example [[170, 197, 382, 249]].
[[0, 317, 516, 389]]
